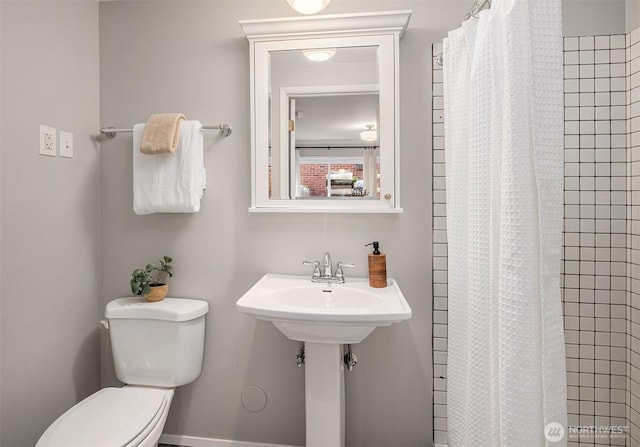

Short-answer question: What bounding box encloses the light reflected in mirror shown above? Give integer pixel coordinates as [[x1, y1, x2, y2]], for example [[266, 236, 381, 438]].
[[268, 46, 380, 201]]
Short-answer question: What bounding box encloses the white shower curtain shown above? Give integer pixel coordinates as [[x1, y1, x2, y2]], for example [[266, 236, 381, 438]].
[[443, 0, 567, 445]]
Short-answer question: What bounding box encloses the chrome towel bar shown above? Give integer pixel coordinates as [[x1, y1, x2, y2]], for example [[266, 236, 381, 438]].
[[101, 124, 232, 139]]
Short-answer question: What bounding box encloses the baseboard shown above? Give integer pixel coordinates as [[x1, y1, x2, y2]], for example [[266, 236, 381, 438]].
[[160, 433, 301, 447]]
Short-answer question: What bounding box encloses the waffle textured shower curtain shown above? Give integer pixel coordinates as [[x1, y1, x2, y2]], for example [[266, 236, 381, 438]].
[[443, 0, 567, 445]]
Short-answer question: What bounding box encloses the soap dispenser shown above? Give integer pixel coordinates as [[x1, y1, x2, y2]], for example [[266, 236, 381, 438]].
[[365, 241, 387, 288]]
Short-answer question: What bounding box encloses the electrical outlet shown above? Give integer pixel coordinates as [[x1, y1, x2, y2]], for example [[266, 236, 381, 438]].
[[59, 131, 73, 158], [39, 125, 56, 157]]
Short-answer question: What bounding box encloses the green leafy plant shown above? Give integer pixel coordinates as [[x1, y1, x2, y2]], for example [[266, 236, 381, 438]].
[[130, 256, 173, 296]]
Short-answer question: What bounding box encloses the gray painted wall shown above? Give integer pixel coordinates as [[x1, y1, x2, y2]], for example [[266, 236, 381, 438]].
[[0, 1, 101, 446], [0, 0, 628, 446], [0, 1, 4, 444], [563, 0, 626, 36], [627, 0, 640, 31]]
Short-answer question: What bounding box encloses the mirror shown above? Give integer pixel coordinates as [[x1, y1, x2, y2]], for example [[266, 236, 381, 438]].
[[241, 11, 411, 212], [270, 46, 380, 200]]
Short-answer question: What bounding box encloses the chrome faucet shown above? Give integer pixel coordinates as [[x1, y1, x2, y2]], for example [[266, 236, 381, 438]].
[[303, 251, 354, 283], [322, 252, 333, 278]]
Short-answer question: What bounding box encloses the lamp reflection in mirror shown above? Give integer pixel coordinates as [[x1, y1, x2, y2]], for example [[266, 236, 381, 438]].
[[286, 0, 331, 14], [360, 124, 377, 142], [303, 48, 337, 62]]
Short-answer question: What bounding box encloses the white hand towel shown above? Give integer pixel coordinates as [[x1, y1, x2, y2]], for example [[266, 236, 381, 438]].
[[133, 120, 206, 215]]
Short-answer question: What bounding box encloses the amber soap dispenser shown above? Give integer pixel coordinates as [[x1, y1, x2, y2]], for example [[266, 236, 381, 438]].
[[366, 241, 387, 288]]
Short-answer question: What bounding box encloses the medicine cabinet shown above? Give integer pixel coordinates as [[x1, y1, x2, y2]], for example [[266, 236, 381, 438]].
[[240, 10, 411, 213]]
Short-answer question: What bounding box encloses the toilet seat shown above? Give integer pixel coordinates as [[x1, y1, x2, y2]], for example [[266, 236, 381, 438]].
[[36, 386, 173, 447]]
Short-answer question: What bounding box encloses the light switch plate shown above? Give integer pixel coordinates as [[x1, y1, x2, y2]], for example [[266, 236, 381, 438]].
[[39, 125, 56, 157], [59, 131, 73, 158]]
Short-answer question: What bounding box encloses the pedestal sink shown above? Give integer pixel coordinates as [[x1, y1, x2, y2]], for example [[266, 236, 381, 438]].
[[236, 273, 412, 447]]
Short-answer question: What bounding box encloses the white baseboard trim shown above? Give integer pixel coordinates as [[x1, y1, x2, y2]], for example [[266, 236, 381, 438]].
[[433, 444, 448, 447], [159, 433, 301, 447]]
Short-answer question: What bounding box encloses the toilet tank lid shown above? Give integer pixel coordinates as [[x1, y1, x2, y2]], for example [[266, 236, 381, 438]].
[[105, 297, 209, 322]]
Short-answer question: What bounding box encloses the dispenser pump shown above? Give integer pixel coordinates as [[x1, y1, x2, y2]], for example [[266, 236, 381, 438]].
[[365, 241, 386, 288], [366, 241, 381, 255]]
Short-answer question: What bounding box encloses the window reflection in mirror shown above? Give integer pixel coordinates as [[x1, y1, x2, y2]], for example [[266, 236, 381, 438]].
[[268, 46, 380, 201]]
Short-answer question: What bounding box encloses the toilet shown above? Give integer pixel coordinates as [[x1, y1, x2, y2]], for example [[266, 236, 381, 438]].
[[36, 296, 209, 447]]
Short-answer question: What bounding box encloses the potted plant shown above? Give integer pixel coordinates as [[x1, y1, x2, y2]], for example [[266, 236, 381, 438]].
[[130, 256, 173, 302]]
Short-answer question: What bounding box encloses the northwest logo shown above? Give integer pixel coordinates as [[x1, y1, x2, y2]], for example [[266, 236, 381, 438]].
[[545, 422, 565, 442]]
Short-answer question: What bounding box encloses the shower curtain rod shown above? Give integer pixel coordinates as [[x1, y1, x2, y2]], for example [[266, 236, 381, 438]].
[[464, 0, 491, 22], [100, 124, 232, 139], [434, 0, 491, 66]]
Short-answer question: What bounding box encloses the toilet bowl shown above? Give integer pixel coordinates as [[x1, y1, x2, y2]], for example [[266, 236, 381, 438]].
[[36, 387, 173, 447], [36, 297, 208, 447]]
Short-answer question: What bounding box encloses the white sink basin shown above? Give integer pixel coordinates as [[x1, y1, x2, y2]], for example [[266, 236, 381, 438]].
[[236, 273, 411, 343]]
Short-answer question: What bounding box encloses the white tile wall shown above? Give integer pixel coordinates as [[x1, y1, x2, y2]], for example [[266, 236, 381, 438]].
[[627, 28, 640, 447], [432, 32, 640, 446], [563, 34, 628, 447], [431, 42, 448, 446]]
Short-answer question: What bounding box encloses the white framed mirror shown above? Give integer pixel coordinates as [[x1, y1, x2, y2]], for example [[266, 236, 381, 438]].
[[240, 11, 411, 212]]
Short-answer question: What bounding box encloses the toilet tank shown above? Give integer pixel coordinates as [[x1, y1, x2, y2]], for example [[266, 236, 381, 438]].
[[105, 297, 209, 387]]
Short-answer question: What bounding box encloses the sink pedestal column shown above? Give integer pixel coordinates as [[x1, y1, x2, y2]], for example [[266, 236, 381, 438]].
[[304, 342, 345, 447]]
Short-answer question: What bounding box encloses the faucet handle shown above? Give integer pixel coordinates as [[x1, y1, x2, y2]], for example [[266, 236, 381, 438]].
[[303, 260, 321, 279], [335, 262, 355, 279], [337, 262, 355, 268]]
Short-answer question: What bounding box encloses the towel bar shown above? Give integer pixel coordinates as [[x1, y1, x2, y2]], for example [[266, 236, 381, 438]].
[[101, 124, 232, 139]]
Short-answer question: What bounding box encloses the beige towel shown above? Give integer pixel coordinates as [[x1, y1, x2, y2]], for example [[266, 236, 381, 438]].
[[140, 113, 186, 154]]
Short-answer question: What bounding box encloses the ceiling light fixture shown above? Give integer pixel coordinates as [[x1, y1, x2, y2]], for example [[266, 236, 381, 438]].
[[303, 48, 336, 62], [360, 124, 377, 142], [286, 0, 331, 15]]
